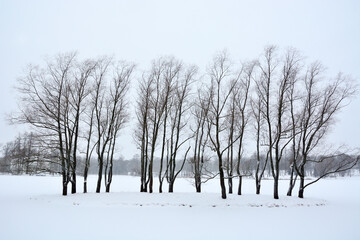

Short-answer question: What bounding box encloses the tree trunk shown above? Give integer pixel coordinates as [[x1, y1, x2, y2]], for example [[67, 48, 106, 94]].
[[83, 180, 87, 193], [228, 177, 233, 194], [298, 176, 304, 198], [159, 181, 163, 193], [149, 174, 153, 193], [96, 162, 103, 193], [219, 160, 227, 199], [71, 179, 76, 194], [287, 186, 293, 196], [273, 176, 279, 199], [168, 181, 174, 193], [62, 182, 68, 196], [140, 173, 146, 192], [196, 183, 201, 193], [256, 182, 261, 195], [287, 167, 297, 196], [140, 181, 147, 192], [148, 155, 154, 193], [237, 176, 242, 195], [105, 172, 112, 193], [195, 174, 201, 193]]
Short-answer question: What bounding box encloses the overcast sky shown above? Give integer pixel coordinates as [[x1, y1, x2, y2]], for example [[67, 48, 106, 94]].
[[0, 0, 359, 159]]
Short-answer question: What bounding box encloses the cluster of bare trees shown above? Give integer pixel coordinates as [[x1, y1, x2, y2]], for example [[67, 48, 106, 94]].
[[12, 53, 134, 195], [135, 57, 196, 193], [0, 132, 59, 174], [245, 46, 358, 198], [5, 46, 358, 199], [135, 46, 358, 199]]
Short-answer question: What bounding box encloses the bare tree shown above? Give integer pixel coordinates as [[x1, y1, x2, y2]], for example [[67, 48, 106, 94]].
[[135, 57, 175, 193], [271, 48, 301, 199], [92, 57, 112, 193], [165, 65, 196, 192], [255, 46, 278, 199], [66, 59, 97, 193], [286, 66, 301, 196], [225, 79, 238, 194], [103, 62, 134, 192], [256, 46, 302, 199], [206, 50, 240, 199], [234, 61, 253, 195], [251, 92, 268, 194], [157, 59, 180, 193], [15, 53, 77, 195], [92, 58, 134, 193], [135, 75, 153, 192], [83, 100, 96, 193], [146, 58, 173, 193], [293, 62, 358, 198], [190, 87, 211, 192]]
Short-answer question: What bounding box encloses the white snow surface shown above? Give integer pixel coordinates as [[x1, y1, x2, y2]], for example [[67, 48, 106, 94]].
[[0, 175, 359, 240]]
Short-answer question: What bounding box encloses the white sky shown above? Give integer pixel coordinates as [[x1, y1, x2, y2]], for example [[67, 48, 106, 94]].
[[0, 0, 359, 159]]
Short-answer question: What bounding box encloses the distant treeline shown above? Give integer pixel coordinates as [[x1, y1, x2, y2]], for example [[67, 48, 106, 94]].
[[1, 132, 359, 178]]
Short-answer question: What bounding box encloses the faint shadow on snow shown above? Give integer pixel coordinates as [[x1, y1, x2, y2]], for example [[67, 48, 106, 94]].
[[27, 192, 327, 209]]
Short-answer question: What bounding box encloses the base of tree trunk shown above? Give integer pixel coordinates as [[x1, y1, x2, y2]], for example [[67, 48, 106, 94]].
[[256, 184, 260, 195], [228, 178, 233, 194], [140, 183, 147, 192], [62, 184, 67, 196], [149, 177, 153, 193], [159, 182, 163, 193], [273, 180, 279, 199], [298, 176, 305, 198], [169, 183, 174, 193], [71, 182, 76, 194], [298, 191, 304, 198], [96, 171, 102, 193], [220, 178, 227, 199], [237, 176, 242, 195]]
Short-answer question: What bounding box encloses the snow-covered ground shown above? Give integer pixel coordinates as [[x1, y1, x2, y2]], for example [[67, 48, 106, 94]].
[[0, 175, 359, 240]]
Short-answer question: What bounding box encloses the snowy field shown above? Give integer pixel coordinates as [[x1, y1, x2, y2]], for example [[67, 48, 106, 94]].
[[0, 175, 359, 240]]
